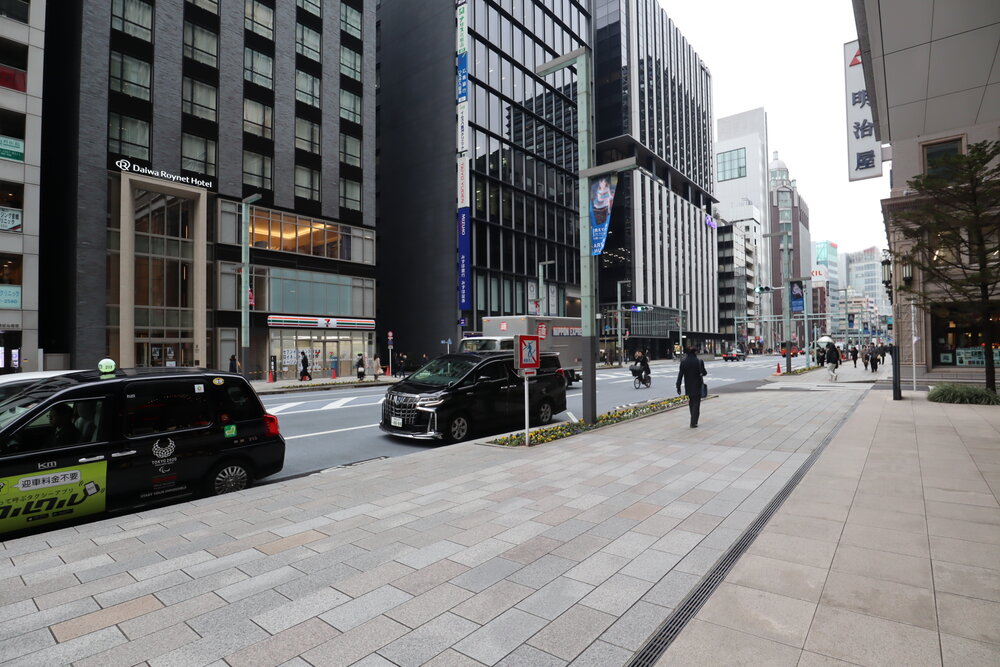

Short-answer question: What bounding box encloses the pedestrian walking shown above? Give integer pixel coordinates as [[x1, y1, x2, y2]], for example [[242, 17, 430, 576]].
[[817, 346, 826, 366], [850, 346, 858, 367], [675, 347, 707, 428], [373, 354, 383, 381], [300, 351, 312, 381], [228, 354, 240, 373], [862, 349, 870, 370], [878, 345, 886, 364], [825, 342, 839, 381], [870, 349, 880, 373], [355, 353, 365, 380]]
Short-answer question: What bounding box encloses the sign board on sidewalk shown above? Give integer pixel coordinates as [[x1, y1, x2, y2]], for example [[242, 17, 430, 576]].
[[515, 335, 540, 369]]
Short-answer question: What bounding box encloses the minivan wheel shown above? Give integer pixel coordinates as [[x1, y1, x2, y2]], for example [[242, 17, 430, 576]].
[[445, 414, 471, 443], [535, 400, 554, 426], [207, 461, 252, 495]]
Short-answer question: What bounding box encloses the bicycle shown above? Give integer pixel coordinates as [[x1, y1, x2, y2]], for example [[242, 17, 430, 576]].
[[630, 365, 651, 389]]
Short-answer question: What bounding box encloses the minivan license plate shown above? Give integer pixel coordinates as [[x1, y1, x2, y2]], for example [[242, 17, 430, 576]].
[[391, 417, 402, 427]]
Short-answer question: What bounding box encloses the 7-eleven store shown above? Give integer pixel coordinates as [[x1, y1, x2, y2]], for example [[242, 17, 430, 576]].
[[267, 315, 375, 380]]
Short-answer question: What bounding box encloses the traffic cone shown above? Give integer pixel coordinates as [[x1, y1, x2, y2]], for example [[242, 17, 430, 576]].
[[331, 366, 337, 379], [775, 363, 782, 375], [267, 370, 275, 383]]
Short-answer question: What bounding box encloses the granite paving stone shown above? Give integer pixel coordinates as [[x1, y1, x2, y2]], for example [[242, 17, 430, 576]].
[[377, 611, 480, 666], [803, 605, 941, 667], [186, 589, 290, 637], [525, 603, 615, 661], [2, 626, 127, 667], [0, 597, 99, 642], [940, 632, 1000, 666], [51, 593, 164, 642], [73, 623, 202, 667], [223, 618, 340, 667], [515, 576, 594, 621], [579, 573, 654, 616], [394, 558, 470, 596], [93, 570, 192, 608], [147, 619, 270, 667], [936, 591, 1000, 644], [300, 614, 410, 666], [830, 543, 934, 589], [385, 582, 474, 628], [32, 571, 135, 611], [451, 557, 523, 593], [119, 592, 227, 640], [333, 560, 414, 597], [453, 608, 549, 665], [660, 619, 801, 666], [820, 570, 937, 630], [251, 586, 351, 634], [599, 600, 672, 652], [215, 564, 303, 603], [452, 580, 535, 625], [0, 627, 55, 663], [320, 584, 412, 631], [568, 639, 634, 666], [494, 645, 565, 666]]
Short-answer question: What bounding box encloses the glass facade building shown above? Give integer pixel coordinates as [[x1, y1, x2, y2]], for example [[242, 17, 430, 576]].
[[378, 0, 590, 359], [40, 0, 377, 377], [593, 0, 718, 358]]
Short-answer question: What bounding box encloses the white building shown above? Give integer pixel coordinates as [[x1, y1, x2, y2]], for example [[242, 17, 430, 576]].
[[0, 0, 43, 373], [715, 108, 770, 347]]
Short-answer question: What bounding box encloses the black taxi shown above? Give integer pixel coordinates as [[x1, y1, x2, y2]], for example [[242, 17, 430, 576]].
[[0, 363, 284, 536]]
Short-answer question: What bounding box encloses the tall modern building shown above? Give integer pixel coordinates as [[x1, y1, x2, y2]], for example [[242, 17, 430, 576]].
[[767, 151, 811, 345], [0, 0, 43, 374], [714, 108, 770, 348], [812, 240, 840, 335], [594, 0, 718, 357], [377, 0, 589, 359], [40, 0, 377, 377], [841, 246, 890, 329]]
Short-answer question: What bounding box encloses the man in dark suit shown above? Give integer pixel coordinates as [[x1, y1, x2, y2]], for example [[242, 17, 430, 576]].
[[676, 346, 707, 428]]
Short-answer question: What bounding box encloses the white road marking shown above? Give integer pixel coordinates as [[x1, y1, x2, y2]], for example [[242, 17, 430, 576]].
[[322, 397, 356, 410], [284, 423, 380, 440], [267, 401, 304, 414], [279, 398, 383, 416]]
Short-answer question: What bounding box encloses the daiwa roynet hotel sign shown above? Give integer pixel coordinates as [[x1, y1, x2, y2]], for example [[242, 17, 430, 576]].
[[115, 158, 215, 190]]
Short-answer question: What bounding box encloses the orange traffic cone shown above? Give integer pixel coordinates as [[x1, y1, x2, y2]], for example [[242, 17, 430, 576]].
[[775, 363, 782, 375], [331, 366, 337, 379]]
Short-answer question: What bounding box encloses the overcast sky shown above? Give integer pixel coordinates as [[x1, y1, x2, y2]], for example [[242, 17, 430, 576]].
[[659, 0, 891, 255]]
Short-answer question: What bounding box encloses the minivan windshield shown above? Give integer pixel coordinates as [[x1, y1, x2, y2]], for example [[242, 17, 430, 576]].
[[407, 357, 478, 386]]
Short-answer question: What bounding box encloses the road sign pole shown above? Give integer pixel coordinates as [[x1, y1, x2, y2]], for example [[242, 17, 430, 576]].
[[524, 374, 530, 446]]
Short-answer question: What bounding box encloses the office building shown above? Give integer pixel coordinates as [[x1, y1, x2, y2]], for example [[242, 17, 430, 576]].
[[716, 213, 755, 351], [812, 240, 840, 336], [853, 0, 1000, 374], [594, 0, 718, 358], [377, 0, 589, 359], [0, 0, 43, 373], [40, 0, 376, 378], [841, 246, 890, 334], [768, 151, 811, 346], [715, 108, 769, 348]]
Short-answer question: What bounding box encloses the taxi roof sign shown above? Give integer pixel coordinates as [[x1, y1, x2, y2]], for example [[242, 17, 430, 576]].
[[515, 335, 540, 369]]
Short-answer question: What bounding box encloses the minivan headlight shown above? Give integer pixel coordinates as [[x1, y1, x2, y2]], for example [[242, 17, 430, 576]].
[[417, 394, 445, 407]]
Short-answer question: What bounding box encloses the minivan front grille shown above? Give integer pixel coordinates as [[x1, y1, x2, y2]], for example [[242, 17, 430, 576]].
[[383, 392, 419, 424]]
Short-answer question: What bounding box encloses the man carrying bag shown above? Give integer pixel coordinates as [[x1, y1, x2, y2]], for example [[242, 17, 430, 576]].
[[676, 346, 708, 428]]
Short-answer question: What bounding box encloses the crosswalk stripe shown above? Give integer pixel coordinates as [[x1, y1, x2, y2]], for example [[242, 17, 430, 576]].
[[267, 401, 304, 414], [322, 397, 355, 410]]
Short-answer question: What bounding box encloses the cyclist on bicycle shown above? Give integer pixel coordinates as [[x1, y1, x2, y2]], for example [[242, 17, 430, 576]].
[[634, 349, 651, 384]]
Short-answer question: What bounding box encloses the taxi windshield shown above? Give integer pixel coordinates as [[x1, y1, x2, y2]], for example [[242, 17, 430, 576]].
[[0, 391, 49, 430], [408, 357, 478, 386]]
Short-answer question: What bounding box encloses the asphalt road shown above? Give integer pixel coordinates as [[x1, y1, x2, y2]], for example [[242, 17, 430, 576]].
[[260, 355, 807, 483]]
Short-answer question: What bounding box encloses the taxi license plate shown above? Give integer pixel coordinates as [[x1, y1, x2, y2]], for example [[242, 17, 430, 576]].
[[391, 417, 402, 427]]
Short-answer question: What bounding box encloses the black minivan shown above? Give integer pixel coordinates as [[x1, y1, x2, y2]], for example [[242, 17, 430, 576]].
[[0, 367, 284, 536], [381, 351, 567, 442]]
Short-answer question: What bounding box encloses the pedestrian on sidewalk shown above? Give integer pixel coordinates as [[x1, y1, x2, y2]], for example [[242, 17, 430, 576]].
[[228, 354, 240, 373], [299, 352, 312, 381], [356, 353, 366, 380], [825, 342, 839, 381], [870, 349, 880, 373], [862, 348, 870, 370], [676, 347, 707, 428], [373, 354, 383, 381], [850, 346, 858, 367]]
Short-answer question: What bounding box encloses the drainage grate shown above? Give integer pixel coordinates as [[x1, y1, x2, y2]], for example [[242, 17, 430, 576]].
[[626, 388, 868, 667]]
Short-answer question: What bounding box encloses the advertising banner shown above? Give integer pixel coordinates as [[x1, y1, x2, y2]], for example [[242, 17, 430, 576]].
[[455, 2, 468, 53], [0, 135, 24, 162], [844, 41, 882, 181], [0, 463, 107, 533], [0, 206, 21, 232], [0, 285, 20, 309], [456, 102, 469, 154], [458, 207, 471, 309], [590, 174, 618, 255], [790, 280, 805, 314], [456, 52, 468, 103]]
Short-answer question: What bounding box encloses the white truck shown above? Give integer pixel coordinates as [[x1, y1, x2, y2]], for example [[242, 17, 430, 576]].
[[460, 315, 586, 385]]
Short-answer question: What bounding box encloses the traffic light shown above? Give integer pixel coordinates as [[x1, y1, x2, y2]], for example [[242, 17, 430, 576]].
[[754, 286, 772, 294]]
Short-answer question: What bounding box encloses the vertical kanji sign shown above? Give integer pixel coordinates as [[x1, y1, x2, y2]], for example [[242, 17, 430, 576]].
[[844, 40, 882, 181]]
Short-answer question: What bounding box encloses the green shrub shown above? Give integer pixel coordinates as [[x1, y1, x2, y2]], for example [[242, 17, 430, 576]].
[[928, 383, 1000, 405]]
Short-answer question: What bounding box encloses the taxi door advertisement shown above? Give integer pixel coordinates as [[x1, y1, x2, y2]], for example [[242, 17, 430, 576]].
[[0, 461, 107, 532]]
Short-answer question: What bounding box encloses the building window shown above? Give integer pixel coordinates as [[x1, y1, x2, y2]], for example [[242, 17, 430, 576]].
[[777, 190, 792, 208], [341, 3, 362, 38], [108, 112, 149, 160], [244, 48, 273, 88], [295, 70, 321, 107], [243, 151, 272, 189], [340, 89, 362, 124], [244, 0, 274, 40], [923, 139, 963, 178], [340, 45, 362, 80], [296, 23, 321, 61], [339, 133, 361, 166], [190, 0, 218, 12], [110, 52, 151, 100], [182, 77, 217, 121], [183, 22, 218, 67], [296, 0, 321, 17], [295, 118, 321, 153], [112, 0, 153, 42], [243, 98, 272, 138], [717, 147, 746, 181], [181, 133, 216, 176], [339, 177, 361, 211], [294, 166, 321, 201]]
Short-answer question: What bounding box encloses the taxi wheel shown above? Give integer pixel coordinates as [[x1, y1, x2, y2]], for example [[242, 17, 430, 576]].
[[207, 461, 252, 495], [445, 414, 471, 443], [534, 400, 554, 425]]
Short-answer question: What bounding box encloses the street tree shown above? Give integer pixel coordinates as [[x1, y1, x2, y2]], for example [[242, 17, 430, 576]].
[[892, 140, 1000, 393]]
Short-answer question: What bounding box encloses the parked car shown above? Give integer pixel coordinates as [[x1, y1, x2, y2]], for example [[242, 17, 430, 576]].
[[0, 364, 284, 536], [722, 350, 746, 361], [381, 351, 568, 442], [780, 346, 800, 357]]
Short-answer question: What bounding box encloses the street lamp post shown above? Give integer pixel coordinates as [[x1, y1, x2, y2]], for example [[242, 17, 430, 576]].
[[764, 231, 793, 374], [241, 193, 262, 379], [677, 292, 690, 356], [616, 279, 631, 365]]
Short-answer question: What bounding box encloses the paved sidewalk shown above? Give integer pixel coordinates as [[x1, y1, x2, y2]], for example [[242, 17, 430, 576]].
[[0, 364, 996, 666]]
